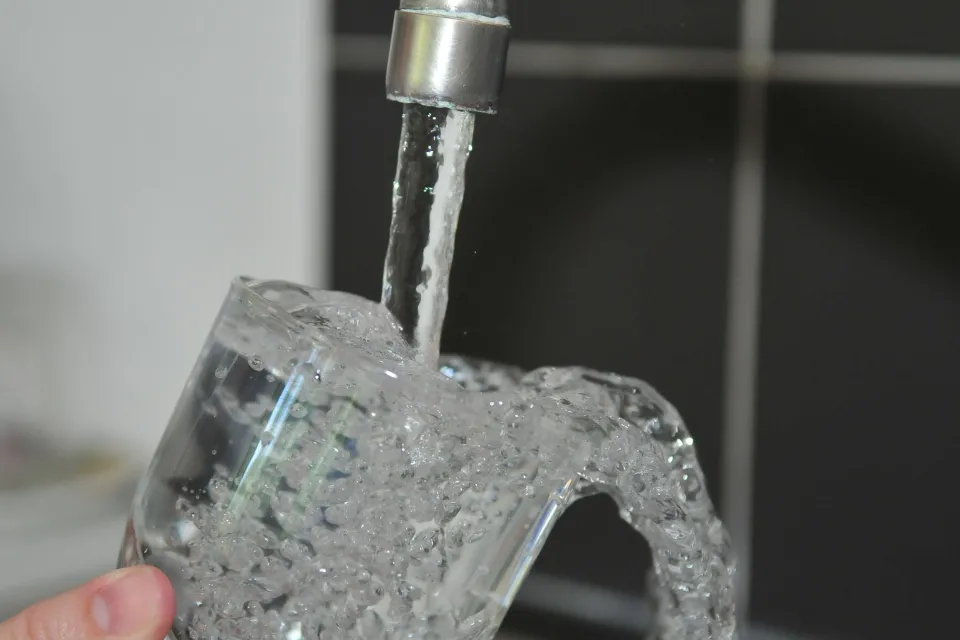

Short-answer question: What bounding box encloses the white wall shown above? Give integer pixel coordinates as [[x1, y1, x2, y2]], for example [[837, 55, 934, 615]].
[[0, 1, 330, 461]]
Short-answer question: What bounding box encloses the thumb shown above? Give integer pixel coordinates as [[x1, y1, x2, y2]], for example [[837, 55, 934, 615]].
[[0, 567, 175, 640]]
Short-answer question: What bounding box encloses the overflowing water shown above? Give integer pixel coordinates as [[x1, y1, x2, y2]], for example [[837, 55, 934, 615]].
[[123, 104, 737, 640], [377, 104, 738, 636]]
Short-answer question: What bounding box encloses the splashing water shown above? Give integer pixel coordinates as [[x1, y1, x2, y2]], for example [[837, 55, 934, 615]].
[[377, 103, 738, 636], [126, 285, 735, 640], [122, 104, 737, 640]]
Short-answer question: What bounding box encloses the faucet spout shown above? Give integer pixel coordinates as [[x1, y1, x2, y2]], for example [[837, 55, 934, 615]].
[[385, 0, 510, 114]]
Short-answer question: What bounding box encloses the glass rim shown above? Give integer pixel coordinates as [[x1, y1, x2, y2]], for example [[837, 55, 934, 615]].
[[232, 275, 316, 335], [230, 275, 350, 355], [228, 275, 412, 366]]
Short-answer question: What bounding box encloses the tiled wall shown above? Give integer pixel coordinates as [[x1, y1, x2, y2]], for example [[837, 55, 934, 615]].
[[331, 2, 958, 639], [754, 83, 960, 639], [775, 1, 960, 54]]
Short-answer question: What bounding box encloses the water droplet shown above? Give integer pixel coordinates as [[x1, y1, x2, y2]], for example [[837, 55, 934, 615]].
[[207, 477, 232, 503], [214, 365, 228, 379], [290, 403, 307, 419], [248, 356, 264, 371], [466, 528, 487, 543], [410, 528, 440, 558]]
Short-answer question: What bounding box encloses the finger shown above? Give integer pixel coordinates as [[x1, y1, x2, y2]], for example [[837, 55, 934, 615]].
[[0, 566, 175, 640]]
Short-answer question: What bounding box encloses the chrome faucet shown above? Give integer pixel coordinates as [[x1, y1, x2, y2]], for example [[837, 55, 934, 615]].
[[385, 0, 510, 114]]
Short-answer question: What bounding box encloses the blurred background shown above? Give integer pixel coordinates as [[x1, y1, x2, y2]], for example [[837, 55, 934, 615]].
[[1, 1, 957, 639]]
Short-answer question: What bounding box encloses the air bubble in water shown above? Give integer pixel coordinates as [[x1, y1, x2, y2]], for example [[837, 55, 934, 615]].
[[290, 403, 307, 419]]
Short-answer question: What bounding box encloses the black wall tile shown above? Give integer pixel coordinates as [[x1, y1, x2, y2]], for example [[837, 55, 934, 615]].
[[333, 72, 737, 601], [335, 1, 739, 48], [776, 0, 960, 55], [753, 84, 960, 639], [333, 1, 396, 37]]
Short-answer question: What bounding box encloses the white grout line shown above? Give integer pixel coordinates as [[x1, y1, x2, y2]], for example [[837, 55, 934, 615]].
[[336, 34, 960, 85], [772, 52, 960, 85], [497, 41, 739, 80], [721, 0, 775, 625]]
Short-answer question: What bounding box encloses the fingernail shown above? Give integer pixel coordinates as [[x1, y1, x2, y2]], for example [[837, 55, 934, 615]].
[[91, 568, 163, 635]]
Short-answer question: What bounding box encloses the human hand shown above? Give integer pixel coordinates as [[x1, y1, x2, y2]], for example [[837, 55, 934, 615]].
[[0, 567, 174, 640]]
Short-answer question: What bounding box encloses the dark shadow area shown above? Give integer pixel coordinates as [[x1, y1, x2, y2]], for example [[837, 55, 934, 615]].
[[762, 84, 960, 277], [503, 494, 653, 639], [751, 84, 960, 640], [501, 608, 642, 640], [776, 0, 960, 55]]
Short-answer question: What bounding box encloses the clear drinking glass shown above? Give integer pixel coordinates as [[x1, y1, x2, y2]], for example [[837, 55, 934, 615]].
[[119, 277, 734, 640]]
